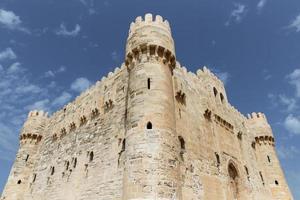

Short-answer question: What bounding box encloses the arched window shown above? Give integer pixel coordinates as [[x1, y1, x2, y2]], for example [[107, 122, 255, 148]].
[[17, 180, 22, 184], [228, 162, 239, 199], [275, 180, 279, 185], [213, 87, 218, 97], [89, 151, 94, 162], [146, 122, 152, 129]]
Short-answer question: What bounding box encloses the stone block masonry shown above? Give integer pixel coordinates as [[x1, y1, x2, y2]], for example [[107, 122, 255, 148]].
[[1, 13, 293, 200]]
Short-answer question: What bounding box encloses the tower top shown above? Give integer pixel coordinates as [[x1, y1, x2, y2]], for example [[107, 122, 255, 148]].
[[125, 13, 176, 68]]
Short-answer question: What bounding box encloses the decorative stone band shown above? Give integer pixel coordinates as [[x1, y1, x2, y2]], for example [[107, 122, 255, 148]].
[[20, 133, 42, 144], [254, 135, 275, 146], [125, 44, 176, 70]]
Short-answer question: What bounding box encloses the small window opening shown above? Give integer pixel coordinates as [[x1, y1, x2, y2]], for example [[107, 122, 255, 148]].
[[32, 174, 37, 183], [178, 136, 185, 150], [259, 171, 264, 185], [146, 122, 152, 129], [118, 139, 126, 166], [73, 158, 77, 168], [178, 136, 185, 161], [179, 109, 181, 118], [244, 166, 249, 175], [25, 154, 29, 162], [275, 180, 279, 185], [215, 152, 220, 166], [267, 155, 271, 163], [17, 180, 21, 184], [213, 87, 218, 97], [220, 93, 224, 103], [65, 161, 69, 170], [147, 78, 151, 89], [89, 151, 94, 162], [50, 166, 55, 176], [121, 139, 126, 152]]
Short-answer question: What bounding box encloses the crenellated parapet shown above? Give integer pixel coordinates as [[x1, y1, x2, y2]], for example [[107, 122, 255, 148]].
[[125, 13, 176, 69]]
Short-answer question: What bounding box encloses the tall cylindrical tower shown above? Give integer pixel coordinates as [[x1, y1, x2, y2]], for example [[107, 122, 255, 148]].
[[1, 110, 48, 200], [123, 13, 180, 199], [248, 112, 293, 200]]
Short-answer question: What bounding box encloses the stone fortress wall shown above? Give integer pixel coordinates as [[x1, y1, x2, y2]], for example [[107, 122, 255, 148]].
[[1, 13, 293, 200]]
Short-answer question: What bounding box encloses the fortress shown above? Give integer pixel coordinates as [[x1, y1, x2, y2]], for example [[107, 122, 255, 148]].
[[1, 14, 293, 200]]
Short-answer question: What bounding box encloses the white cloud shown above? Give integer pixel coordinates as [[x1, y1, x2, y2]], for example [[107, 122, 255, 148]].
[[287, 69, 300, 97], [284, 114, 300, 135], [44, 66, 66, 78], [55, 23, 81, 37], [26, 99, 50, 111], [277, 145, 300, 159], [225, 3, 247, 26], [51, 92, 72, 107], [288, 14, 300, 32], [211, 68, 231, 85], [216, 72, 230, 85], [7, 62, 22, 74], [277, 95, 298, 112], [71, 77, 91, 92], [0, 9, 29, 33], [257, 0, 267, 11], [0, 48, 16, 61]]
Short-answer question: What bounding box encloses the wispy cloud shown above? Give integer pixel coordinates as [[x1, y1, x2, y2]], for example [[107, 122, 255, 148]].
[[257, 0, 267, 11], [0, 48, 17, 61], [0, 9, 30, 33], [225, 3, 247, 26], [211, 68, 231, 85], [51, 92, 72, 107], [284, 114, 300, 135], [288, 14, 300, 32], [286, 69, 300, 97], [44, 66, 66, 78], [79, 0, 97, 15], [55, 23, 81, 37], [277, 145, 300, 159], [70, 77, 91, 93]]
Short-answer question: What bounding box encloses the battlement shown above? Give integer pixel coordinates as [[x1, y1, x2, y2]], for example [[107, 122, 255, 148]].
[[196, 66, 225, 88], [128, 13, 171, 38], [28, 110, 49, 118], [247, 112, 266, 120]]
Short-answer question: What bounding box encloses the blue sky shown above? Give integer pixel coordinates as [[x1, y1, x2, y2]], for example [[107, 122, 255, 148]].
[[0, 0, 299, 198]]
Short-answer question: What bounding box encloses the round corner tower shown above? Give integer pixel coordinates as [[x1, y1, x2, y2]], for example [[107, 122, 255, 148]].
[[247, 112, 293, 200], [1, 110, 48, 200], [123, 13, 181, 200]]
